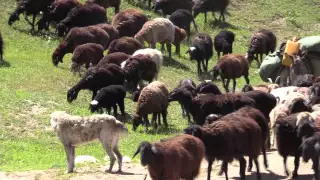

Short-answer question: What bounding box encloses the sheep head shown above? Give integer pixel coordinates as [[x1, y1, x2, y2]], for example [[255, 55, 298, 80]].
[[184, 125, 203, 139], [245, 51, 255, 64], [133, 141, 157, 166], [132, 90, 141, 102], [296, 112, 315, 139], [67, 88, 79, 103], [8, 12, 20, 26], [89, 100, 100, 113], [56, 23, 67, 37], [204, 114, 223, 125], [186, 47, 197, 60], [210, 66, 221, 81], [132, 114, 143, 131]]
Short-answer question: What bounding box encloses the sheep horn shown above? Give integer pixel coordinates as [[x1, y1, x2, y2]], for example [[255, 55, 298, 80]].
[[267, 78, 273, 83], [275, 76, 281, 84], [132, 145, 141, 159]]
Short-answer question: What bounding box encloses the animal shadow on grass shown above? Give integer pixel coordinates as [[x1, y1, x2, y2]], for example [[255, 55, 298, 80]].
[[210, 20, 238, 30], [163, 57, 190, 71], [147, 125, 181, 135], [109, 171, 137, 175], [0, 60, 11, 67]]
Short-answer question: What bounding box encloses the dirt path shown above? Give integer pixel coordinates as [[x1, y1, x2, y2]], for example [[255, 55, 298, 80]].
[[0, 151, 315, 180]]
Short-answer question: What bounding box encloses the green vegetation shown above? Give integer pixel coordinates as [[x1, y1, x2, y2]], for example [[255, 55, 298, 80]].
[[0, 0, 319, 175]]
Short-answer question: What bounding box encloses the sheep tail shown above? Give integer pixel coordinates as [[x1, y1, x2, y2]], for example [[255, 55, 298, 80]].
[[192, 17, 198, 33]]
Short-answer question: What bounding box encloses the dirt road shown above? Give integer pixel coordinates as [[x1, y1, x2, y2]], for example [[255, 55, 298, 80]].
[[0, 151, 315, 180]]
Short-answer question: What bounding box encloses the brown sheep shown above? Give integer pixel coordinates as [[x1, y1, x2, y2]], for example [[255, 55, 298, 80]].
[[161, 25, 187, 55], [211, 54, 250, 92], [112, 9, 148, 37], [90, 23, 119, 46], [108, 37, 143, 55], [86, 0, 121, 14], [97, 52, 130, 68]]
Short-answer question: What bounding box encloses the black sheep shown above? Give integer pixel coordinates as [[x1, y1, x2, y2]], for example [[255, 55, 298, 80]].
[[192, 0, 229, 23], [0, 32, 3, 62], [90, 85, 127, 116], [154, 0, 193, 15], [195, 81, 222, 95], [186, 33, 213, 75], [56, 3, 107, 37], [86, 0, 120, 14], [169, 9, 198, 41], [214, 30, 235, 58], [8, 0, 54, 30], [67, 64, 125, 102]]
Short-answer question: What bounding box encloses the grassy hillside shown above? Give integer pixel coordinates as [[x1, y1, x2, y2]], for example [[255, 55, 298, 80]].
[[0, 0, 319, 174]]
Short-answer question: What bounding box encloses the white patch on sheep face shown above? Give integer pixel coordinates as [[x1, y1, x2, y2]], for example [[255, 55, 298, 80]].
[[91, 100, 99, 105], [245, 53, 249, 59], [204, 80, 212, 83], [121, 61, 127, 69], [190, 47, 196, 51]]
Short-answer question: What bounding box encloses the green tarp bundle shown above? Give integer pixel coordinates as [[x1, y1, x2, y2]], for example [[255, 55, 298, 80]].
[[299, 36, 320, 52], [259, 51, 282, 82]]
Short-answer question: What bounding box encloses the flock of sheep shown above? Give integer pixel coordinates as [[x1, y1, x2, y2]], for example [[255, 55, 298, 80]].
[[3, 0, 320, 179]]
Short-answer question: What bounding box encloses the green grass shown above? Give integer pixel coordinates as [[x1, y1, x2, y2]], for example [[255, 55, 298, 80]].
[[0, 0, 319, 175]]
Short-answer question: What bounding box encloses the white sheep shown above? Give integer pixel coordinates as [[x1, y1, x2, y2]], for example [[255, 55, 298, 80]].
[[134, 18, 175, 59], [132, 48, 163, 80], [50, 111, 128, 173]]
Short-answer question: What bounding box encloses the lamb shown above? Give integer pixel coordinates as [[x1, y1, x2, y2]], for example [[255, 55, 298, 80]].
[[112, 9, 148, 37], [190, 93, 255, 125], [154, 0, 193, 15], [214, 30, 235, 58], [67, 64, 125, 102], [184, 114, 263, 180], [211, 54, 250, 92], [56, 3, 107, 37], [107, 37, 143, 55], [89, 85, 126, 116], [70, 43, 104, 75], [0, 32, 3, 62], [133, 134, 205, 180], [122, 54, 157, 91], [242, 83, 279, 93], [8, 0, 54, 30], [52, 26, 109, 67], [192, 0, 229, 23], [37, 0, 81, 32], [134, 18, 175, 59], [97, 52, 130, 68], [246, 29, 277, 67], [195, 80, 222, 95], [169, 9, 198, 41], [50, 111, 128, 173], [86, 0, 120, 14], [132, 81, 169, 131], [132, 48, 163, 79], [186, 33, 213, 75]]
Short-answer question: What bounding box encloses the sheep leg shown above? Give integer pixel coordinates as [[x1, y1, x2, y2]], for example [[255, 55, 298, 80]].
[[157, 113, 161, 126], [291, 152, 300, 178], [262, 142, 269, 169], [162, 110, 168, 127], [207, 159, 214, 180], [118, 100, 125, 116], [259, 54, 263, 67], [238, 156, 247, 180], [253, 158, 261, 180], [244, 75, 250, 85], [223, 161, 229, 180], [175, 44, 180, 56], [312, 156, 319, 180], [201, 60, 206, 73], [205, 58, 209, 72], [92, 91, 97, 100], [144, 115, 149, 132], [247, 158, 253, 172], [102, 143, 116, 173], [64, 144, 75, 173], [197, 61, 201, 75], [152, 112, 158, 129], [204, 12, 208, 23], [112, 146, 123, 172], [225, 79, 230, 93], [186, 24, 191, 42], [113, 105, 118, 117], [107, 107, 112, 114], [161, 43, 165, 52], [115, 6, 120, 14], [217, 52, 221, 59], [232, 79, 236, 93], [166, 43, 172, 59], [180, 104, 186, 117], [283, 156, 290, 176]]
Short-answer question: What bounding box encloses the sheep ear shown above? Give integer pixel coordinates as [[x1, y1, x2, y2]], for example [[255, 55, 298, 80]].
[[132, 146, 141, 159], [151, 145, 157, 154], [245, 53, 249, 59]]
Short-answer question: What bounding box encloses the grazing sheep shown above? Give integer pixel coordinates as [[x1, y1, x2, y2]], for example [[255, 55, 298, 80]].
[[133, 134, 205, 180], [67, 64, 125, 102], [246, 29, 277, 67], [70, 43, 104, 74], [241, 83, 279, 93], [112, 9, 148, 37], [97, 52, 130, 68], [132, 48, 163, 79], [195, 81, 222, 95], [0, 32, 3, 62], [52, 26, 109, 67], [123, 54, 158, 91], [108, 37, 143, 55], [154, 0, 193, 15], [192, 0, 229, 23], [90, 23, 119, 46], [132, 81, 169, 131], [56, 3, 107, 37], [8, 0, 54, 30], [214, 30, 235, 58], [184, 115, 263, 180], [90, 85, 126, 116], [211, 54, 250, 92], [190, 93, 255, 125], [86, 0, 120, 14], [37, 0, 81, 31], [186, 33, 213, 75], [169, 9, 198, 41], [134, 18, 175, 59], [50, 111, 128, 173]]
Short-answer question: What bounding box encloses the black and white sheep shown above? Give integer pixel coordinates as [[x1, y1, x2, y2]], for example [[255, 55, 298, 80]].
[[192, 0, 229, 23], [97, 52, 130, 68], [90, 85, 127, 116], [132, 81, 169, 131], [133, 134, 205, 180], [246, 29, 277, 67], [169, 9, 198, 41], [8, 0, 54, 30], [67, 64, 125, 102], [134, 18, 175, 59], [214, 30, 235, 58], [56, 3, 107, 37], [186, 33, 213, 75], [184, 114, 263, 180], [112, 8, 148, 37], [154, 0, 193, 15], [107, 37, 143, 55], [50, 111, 128, 173], [211, 54, 250, 92], [52, 26, 109, 66], [70, 43, 104, 74], [195, 80, 222, 95]]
